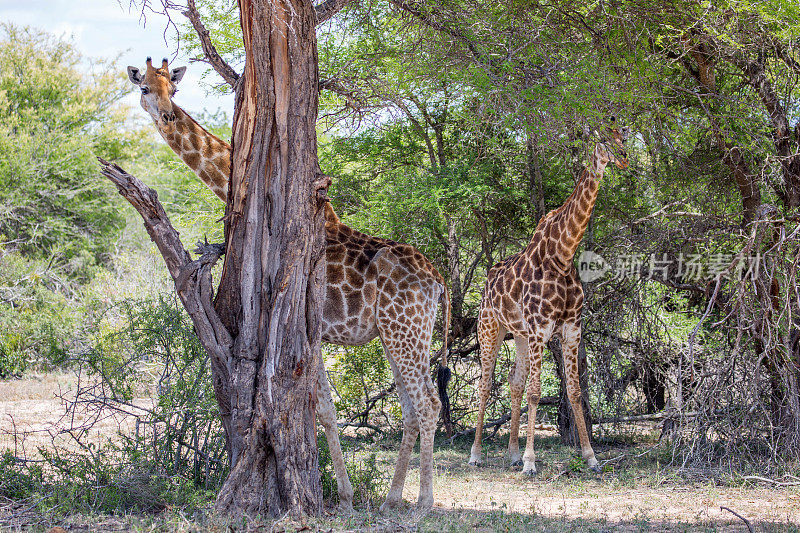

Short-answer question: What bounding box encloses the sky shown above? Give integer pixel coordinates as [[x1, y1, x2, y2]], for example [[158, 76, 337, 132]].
[[1, 0, 235, 118]]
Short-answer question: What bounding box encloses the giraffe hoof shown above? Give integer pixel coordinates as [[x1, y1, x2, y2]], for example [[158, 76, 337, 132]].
[[416, 496, 434, 511], [510, 459, 523, 468], [379, 499, 401, 514], [468, 458, 483, 467], [589, 464, 602, 474], [380, 497, 403, 514], [522, 468, 537, 477]]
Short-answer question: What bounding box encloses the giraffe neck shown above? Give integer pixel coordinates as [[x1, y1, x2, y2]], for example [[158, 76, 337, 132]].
[[152, 105, 346, 231], [155, 104, 231, 201], [533, 152, 607, 267]]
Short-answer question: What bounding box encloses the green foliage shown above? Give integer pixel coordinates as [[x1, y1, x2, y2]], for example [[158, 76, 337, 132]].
[[0, 25, 142, 376], [318, 436, 388, 507], [0, 252, 75, 376], [328, 340, 400, 427], [0, 24, 129, 273], [0, 451, 45, 501]]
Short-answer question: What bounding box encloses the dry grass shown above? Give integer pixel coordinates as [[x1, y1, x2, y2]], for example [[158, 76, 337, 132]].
[[2, 372, 799, 532], [0, 371, 151, 458]]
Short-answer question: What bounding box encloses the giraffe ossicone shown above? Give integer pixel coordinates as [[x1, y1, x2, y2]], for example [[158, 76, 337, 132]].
[[126, 59, 452, 512], [468, 123, 630, 475]]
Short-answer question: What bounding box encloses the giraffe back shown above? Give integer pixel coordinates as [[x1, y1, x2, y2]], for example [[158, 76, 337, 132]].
[[321, 206, 447, 348]]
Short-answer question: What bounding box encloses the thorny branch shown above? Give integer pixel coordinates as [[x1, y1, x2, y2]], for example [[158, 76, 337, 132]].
[[183, 0, 240, 89], [98, 158, 235, 459]]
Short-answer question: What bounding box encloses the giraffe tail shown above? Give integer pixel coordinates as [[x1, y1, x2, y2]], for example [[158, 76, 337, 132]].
[[437, 281, 453, 438]]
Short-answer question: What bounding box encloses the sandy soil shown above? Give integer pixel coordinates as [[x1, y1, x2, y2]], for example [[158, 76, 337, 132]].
[[1, 372, 798, 531], [0, 372, 151, 457], [392, 442, 800, 529]]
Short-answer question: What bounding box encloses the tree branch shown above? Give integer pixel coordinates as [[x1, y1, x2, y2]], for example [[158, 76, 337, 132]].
[[98, 157, 235, 459], [448, 401, 558, 442], [314, 0, 355, 25], [318, 77, 369, 110], [98, 158, 232, 351], [387, 0, 500, 85], [183, 0, 240, 89]]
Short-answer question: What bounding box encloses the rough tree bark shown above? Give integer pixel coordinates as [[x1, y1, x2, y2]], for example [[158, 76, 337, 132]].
[[209, 0, 328, 517], [526, 133, 546, 224], [109, 0, 332, 516]]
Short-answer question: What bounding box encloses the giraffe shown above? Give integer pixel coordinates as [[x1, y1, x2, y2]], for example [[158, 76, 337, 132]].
[[468, 124, 629, 475], [127, 58, 452, 511]]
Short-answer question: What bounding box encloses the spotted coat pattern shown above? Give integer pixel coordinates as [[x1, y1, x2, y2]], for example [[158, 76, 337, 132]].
[[128, 59, 450, 510], [469, 129, 629, 475]]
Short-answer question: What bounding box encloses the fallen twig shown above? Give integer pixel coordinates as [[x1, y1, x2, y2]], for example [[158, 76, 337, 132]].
[[720, 506, 754, 533], [597, 443, 659, 469], [742, 475, 800, 487], [448, 403, 558, 443]]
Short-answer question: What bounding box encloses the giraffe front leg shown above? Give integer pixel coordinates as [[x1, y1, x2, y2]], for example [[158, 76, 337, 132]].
[[508, 336, 530, 467], [315, 357, 354, 512], [522, 340, 544, 476], [470, 315, 506, 467], [561, 321, 599, 472]]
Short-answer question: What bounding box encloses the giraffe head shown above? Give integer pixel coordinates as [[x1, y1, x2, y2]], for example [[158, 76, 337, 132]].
[[126, 57, 187, 129], [593, 118, 630, 170]]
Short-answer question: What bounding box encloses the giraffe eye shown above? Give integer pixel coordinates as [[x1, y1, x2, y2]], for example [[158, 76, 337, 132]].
[[141, 87, 150, 95]]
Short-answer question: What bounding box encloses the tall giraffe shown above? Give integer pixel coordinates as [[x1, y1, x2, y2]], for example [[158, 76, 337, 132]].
[[468, 125, 629, 475], [127, 58, 451, 511]]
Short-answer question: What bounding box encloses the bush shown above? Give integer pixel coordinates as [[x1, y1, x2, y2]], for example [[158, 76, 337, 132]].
[[318, 434, 388, 508], [0, 24, 128, 271], [0, 295, 226, 514], [327, 339, 400, 432], [0, 251, 75, 376]]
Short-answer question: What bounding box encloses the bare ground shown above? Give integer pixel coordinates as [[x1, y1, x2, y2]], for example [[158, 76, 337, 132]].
[[1, 372, 799, 532], [0, 372, 150, 457]]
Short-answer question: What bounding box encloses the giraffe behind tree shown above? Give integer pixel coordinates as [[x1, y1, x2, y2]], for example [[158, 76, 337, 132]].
[[127, 58, 230, 200], [469, 123, 630, 475], [126, 59, 452, 511]]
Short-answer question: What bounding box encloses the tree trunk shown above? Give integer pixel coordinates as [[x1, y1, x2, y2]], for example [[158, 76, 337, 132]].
[[549, 337, 593, 446], [526, 133, 546, 223], [642, 363, 666, 414], [212, 0, 326, 516], [446, 217, 465, 337]]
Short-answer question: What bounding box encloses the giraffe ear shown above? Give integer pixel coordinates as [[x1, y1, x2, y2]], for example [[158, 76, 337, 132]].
[[170, 66, 187, 85], [127, 66, 143, 85]]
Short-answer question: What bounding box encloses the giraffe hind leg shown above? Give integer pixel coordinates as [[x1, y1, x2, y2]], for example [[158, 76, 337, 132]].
[[415, 373, 440, 510], [507, 335, 530, 467], [379, 342, 440, 512], [380, 365, 420, 512], [469, 311, 506, 466], [560, 320, 599, 471]]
